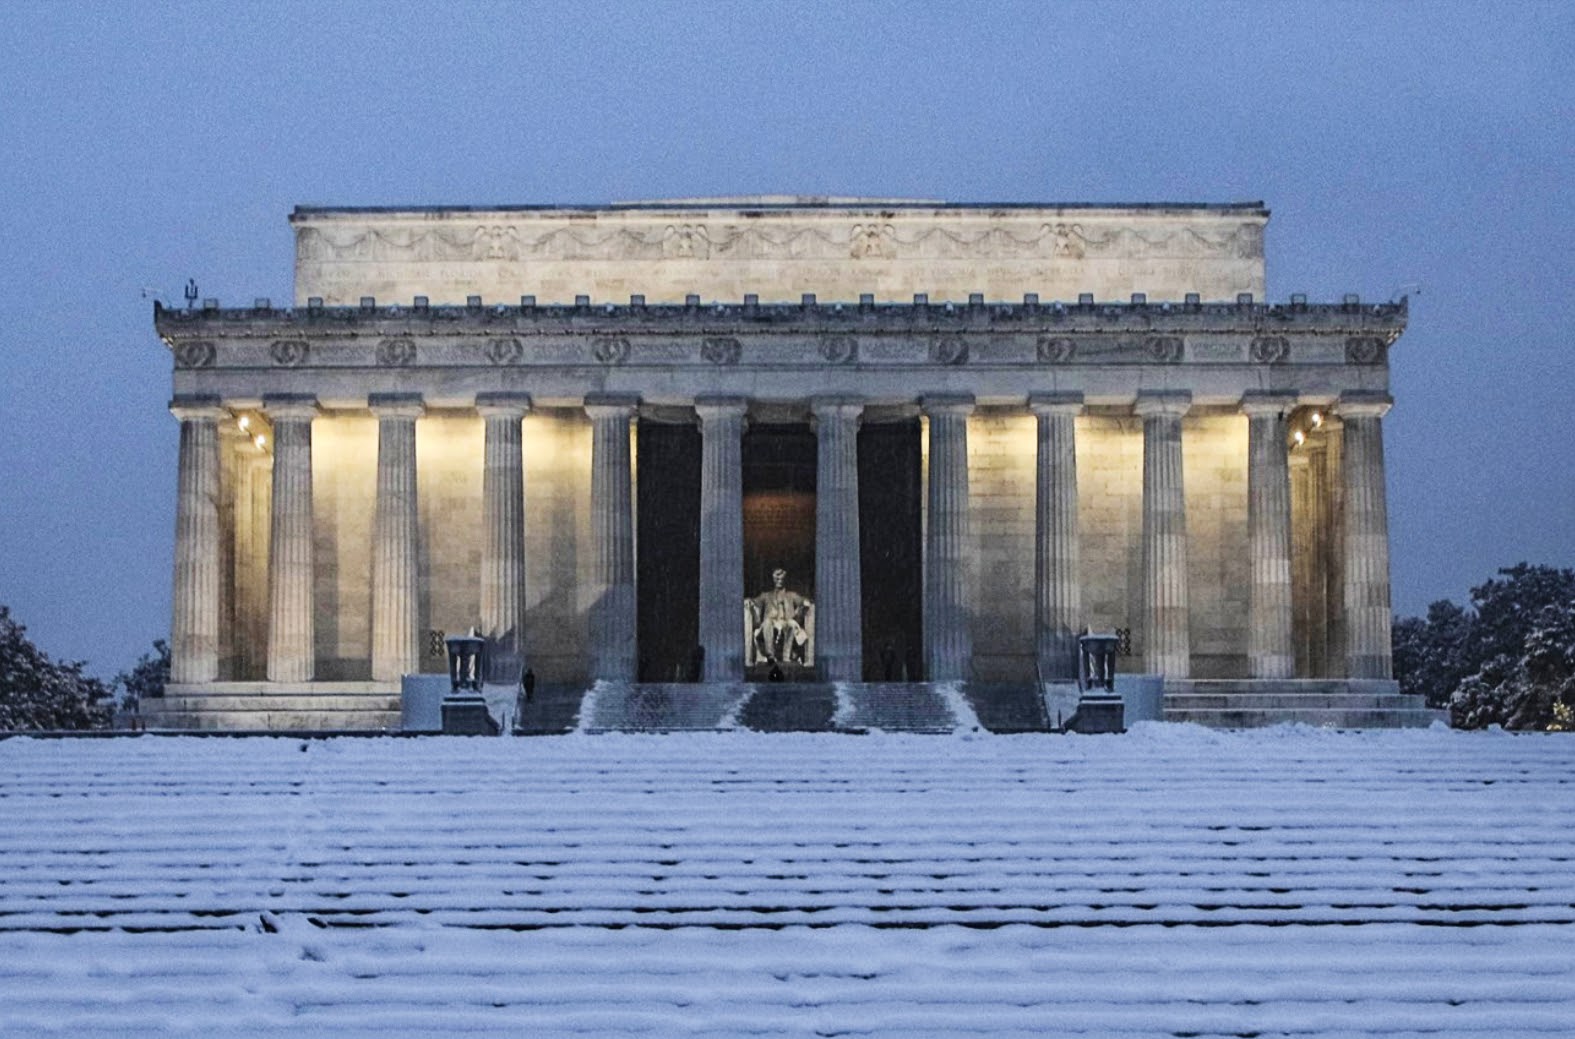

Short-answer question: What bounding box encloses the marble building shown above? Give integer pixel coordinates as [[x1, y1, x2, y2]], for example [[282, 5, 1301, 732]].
[[150, 198, 1407, 730]]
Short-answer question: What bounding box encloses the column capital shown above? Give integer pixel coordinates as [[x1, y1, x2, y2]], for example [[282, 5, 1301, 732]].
[[1028, 391, 1084, 417], [262, 394, 320, 422], [694, 396, 748, 421], [1239, 391, 1298, 419], [169, 395, 227, 423], [922, 393, 975, 417], [583, 392, 640, 420], [1133, 390, 1192, 418], [368, 392, 425, 420], [810, 395, 865, 421], [1336, 392, 1393, 419], [475, 391, 532, 419]]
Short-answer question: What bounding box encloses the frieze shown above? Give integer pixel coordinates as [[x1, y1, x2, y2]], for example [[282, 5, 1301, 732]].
[[1346, 336, 1386, 364], [931, 335, 969, 365], [482, 337, 524, 366], [375, 337, 416, 367], [1249, 335, 1289, 364], [1036, 336, 1075, 363], [1146, 336, 1184, 364], [701, 336, 742, 365], [174, 340, 216, 368], [269, 339, 309, 367], [817, 334, 857, 365], [592, 336, 631, 365], [294, 218, 1267, 266]]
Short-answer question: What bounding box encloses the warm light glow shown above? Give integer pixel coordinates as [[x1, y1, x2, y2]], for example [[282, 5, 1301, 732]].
[[1309, 412, 1323, 428], [1292, 430, 1306, 446], [237, 415, 251, 431], [254, 434, 267, 449]]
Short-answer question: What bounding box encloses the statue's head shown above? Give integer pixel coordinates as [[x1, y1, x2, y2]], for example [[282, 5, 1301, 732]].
[[772, 568, 787, 588]]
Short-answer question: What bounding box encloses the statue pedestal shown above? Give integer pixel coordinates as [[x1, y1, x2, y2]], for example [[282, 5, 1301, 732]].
[[442, 695, 498, 735], [1071, 694, 1125, 734]]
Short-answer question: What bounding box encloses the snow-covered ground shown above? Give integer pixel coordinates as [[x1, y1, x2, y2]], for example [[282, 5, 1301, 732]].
[[1, 724, 1572, 1037]]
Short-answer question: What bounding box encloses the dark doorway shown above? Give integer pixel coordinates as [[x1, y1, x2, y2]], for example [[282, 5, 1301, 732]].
[[636, 420, 701, 682], [859, 419, 923, 681]]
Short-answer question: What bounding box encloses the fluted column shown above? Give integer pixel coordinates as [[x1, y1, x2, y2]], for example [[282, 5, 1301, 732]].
[[264, 395, 319, 684], [1136, 391, 1191, 678], [586, 394, 638, 682], [813, 397, 864, 682], [1031, 392, 1083, 681], [696, 397, 747, 681], [1338, 393, 1394, 679], [169, 396, 225, 684], [369, 394, 423, 683], [477, 392, 531, 684], [924, 394, 974, 682], [1243, 392, 1297, 678]]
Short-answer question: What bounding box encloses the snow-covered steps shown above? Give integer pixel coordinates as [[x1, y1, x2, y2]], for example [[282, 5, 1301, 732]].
[[2, 728, 1573, 1036], [567, 682, 994, 733], [1164, 680, 1443, 728]]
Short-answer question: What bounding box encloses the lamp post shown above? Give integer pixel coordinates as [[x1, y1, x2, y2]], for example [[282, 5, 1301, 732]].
[[441, 629, 496, 734]]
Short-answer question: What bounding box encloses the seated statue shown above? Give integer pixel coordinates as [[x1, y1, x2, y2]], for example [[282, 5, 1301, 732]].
[[744, 568, 814, 667]]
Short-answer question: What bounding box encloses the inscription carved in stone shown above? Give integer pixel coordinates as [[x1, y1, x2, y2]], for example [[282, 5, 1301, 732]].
[[1345, 336, 1385, 364], [483, 337, 523, 366], [269, 339, 309, 367], [702, 336, 742, 365], [818, 335, 857, 365], [174, 341, 216, 369], [1250, 336, 1289, 364], [376, 337, 416, 367], [1036, 335, 1076, 363], [592, 336, 631, 365], [1146, 335, 1184, 364]]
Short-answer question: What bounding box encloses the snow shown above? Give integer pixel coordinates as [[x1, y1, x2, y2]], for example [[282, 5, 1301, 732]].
[[1, 726, 1572, 1036]]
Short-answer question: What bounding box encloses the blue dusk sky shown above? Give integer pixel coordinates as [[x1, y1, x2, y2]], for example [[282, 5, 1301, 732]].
[[0, 0, 1570, 675]]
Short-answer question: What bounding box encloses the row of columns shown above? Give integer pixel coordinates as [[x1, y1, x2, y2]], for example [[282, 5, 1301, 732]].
[[168, 390, 1394, 687]]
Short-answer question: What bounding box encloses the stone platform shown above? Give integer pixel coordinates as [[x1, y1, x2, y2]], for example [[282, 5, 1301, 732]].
[[142, 679, 1439, 733]]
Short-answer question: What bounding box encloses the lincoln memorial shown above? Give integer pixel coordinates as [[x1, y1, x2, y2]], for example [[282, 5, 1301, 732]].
[[148, 198, 1412, 730]]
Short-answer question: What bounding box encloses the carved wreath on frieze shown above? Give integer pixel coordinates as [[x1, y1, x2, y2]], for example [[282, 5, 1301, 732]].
[[1146, 335, 1183, 363], [1345, 336, 1386, 364], [1036, 335, 1075, 363], [483, 337, 523, 366], [174, 340, 216, 369], [818, 335, 856, 365], [931, 335, 968, 365], [376, 337, 416, 367], [269, 339, 309, 367], [592, 336, 630, 365], [1250, 335, 1289, 364], [702, 336, 742, 365]]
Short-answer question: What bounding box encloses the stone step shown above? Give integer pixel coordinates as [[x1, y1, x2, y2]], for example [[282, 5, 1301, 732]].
[[151, 694, 403, 713], [139, 708, 400, 732], [1165, 693, 1428, 710], [1165, 707, 1442, 729]]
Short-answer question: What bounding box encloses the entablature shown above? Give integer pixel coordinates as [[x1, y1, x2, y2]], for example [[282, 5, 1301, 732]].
[[156, 298, 1402, 411]]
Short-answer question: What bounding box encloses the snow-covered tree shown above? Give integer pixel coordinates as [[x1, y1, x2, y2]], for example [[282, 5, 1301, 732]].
[[1393, 564, 1575, 730], [115, 639, 169, 712], [0, 606, 113, 731]]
